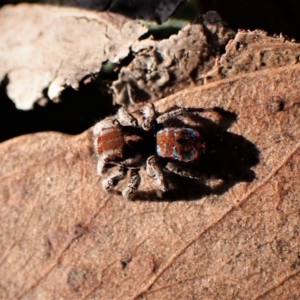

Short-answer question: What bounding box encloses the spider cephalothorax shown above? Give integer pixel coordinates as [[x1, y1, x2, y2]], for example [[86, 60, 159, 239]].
[[93, 104, 206, 199]]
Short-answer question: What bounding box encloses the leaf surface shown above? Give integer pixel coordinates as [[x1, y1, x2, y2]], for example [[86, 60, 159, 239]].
[[1, 64, 300, 299], [0, 4, 147, 109]]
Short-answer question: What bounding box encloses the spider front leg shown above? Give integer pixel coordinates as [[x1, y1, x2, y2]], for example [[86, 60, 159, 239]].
[[122, 169, 141, 199], [97, 159, 109, 175], [102, 166, 127, 192], [117, 106, 138, 127], [146, 155, 168, 198], [141, 103, 156, 131], [165, 162, 205, 180], [156, 107, 215, 124], [156, 107, 189, 124]]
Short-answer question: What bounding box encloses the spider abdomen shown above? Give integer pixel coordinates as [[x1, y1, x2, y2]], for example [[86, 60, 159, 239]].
[[97, 125, 125, 163], [156, 127, 205, 162]]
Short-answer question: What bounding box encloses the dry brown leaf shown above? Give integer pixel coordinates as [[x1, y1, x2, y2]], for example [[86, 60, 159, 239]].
[[112, 12, 236, 106], [112, 26, 300, 108], [205, 30, 300, 82], [0, 4, 147, 109], [1, 64, 300, 299]]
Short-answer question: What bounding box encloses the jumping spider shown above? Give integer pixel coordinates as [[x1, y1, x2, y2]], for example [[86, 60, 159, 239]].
[[93, 103, 206, 199]]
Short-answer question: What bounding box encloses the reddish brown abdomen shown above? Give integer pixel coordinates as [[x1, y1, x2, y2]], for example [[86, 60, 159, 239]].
[[97, 126, 125, 162]]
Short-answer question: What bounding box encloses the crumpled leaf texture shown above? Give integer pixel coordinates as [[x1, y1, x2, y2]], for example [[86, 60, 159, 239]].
[[0, 4, 147, 109], [1, 65, 300, 299], [113, 27, 300, 108], [206, 29, 300, 82], [112, 12, 235, 106]]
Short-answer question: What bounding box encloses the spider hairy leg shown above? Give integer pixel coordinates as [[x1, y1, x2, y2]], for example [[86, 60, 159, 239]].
[[156, 107, 216, 124], [141, 103, 156, 131], [146, 155, 168, 198], [117, 106, 138, 127], [102, 167, 127, 192], [122, 169, 141, 199], [97, 159, 108, 175], [165, 162, 204, 180], [156, 107, 189, 124]]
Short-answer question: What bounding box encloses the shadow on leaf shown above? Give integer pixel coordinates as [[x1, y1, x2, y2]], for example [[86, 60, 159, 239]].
[[134, 107, 260, 201]]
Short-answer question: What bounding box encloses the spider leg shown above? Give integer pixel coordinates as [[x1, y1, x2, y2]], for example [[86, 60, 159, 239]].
[[117, 106, 138, 127], [102, 167, 127, 192], [156, 107, 216, 124], [165, 162, 204, 180], [122, 169, 141, 199], [156, 108, 189, 124], [146, 155, 168, 197], [141, 103, 156, 131], [121, 154, 143, 168], [96, 159, 109, 175]]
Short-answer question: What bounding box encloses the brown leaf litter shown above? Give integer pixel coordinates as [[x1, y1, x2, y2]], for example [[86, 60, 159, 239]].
[[1, 64, 300, 299]]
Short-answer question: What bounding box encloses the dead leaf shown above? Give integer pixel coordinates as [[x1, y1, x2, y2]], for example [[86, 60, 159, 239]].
[[0, 4, 147, 109], [112, 12, 235, 106], [112, 25, 300, 108], [205, 30, 300, 82], [1, 64, 300, 299]]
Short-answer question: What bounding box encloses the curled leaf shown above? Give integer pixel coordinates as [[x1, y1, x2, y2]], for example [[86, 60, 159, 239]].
[[0, 4, 147, 109]]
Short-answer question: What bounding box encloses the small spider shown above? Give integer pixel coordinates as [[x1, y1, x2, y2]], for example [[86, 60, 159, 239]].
[[93, 103, 206, 199]]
